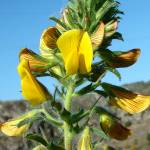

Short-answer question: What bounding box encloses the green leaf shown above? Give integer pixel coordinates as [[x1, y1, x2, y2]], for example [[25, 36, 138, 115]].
[[76, 82, 100, 95], [71, 109, 89, 123], [91, 127, 110, 140], [106, 67, 121, 80], [60, 109, 71, 123], [96, 0, 117, 20], [94, 90, 108, 97], [26, 133, 48, 146], [47, 143, 65, 150], [49, 17, 70, 30]]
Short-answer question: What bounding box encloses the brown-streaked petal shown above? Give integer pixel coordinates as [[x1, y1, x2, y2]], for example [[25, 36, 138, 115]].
[[40, 27, 59, 52], [102, 82, 150, 114], [19, 48, 51, 73], [108, 49, 141, 68], [91, 22, 105, 50]]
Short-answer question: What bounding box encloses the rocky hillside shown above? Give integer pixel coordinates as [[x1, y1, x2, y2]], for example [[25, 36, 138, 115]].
[[0, 81, 150, 150]]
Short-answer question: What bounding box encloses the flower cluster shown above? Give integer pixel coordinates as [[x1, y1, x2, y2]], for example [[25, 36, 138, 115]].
[[0, 0, 150, 150]]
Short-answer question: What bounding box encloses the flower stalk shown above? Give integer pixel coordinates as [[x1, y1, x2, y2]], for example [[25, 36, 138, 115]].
[[64, 83, 75, 150]]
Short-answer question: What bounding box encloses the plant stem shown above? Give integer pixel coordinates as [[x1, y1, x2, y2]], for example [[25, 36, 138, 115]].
[[64, 84, 74, 150], [42, 109, 63, 127]]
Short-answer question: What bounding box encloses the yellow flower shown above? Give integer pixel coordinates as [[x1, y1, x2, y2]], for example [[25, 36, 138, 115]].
[[91, 22, 105, 50], [57, 29, 93, 75], [102, 83, 150, 114], [99, 113, 131, 140], [77, 127, 92, 150], [0, 110, 38, 136], [32, 145, 47, 150], [18, 59, 51, 106], [19, 48, 51, 73]]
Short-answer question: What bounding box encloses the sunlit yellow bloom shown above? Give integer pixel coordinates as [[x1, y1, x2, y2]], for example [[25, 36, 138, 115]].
[[77, 127, 92, 150], [91, 22, 105, 49], [19, 48, 51, 73], [57, 29, 93, 75], [18, 59, 51, 106], [102, 83, 150, 114], [32, 145, 47, 150], [99, 113, 131, 140], [0, 110, 38, 136], [40, 27, 59, 59]]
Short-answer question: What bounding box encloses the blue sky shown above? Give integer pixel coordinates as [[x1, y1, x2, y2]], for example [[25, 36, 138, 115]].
[[0, 0, 150, 100]]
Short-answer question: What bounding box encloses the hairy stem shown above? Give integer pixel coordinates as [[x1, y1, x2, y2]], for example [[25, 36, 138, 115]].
[[64, 84, 74, 150]]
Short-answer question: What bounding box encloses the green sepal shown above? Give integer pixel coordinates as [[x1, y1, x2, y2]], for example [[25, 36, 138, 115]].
[[89, 64, 106, 82], [106, 67, 121, 80], [17, 111, 43, 128], [71, 109, 89, 123], [91, 127, 110, 140], [95, 106, 120, 120], [26, 133, 48, 146]]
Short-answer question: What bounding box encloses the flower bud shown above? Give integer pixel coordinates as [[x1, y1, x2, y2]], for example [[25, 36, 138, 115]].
[[77, 127, 92, 150], [32, 145, 47, 150], [99, 113, 131, 140], [18, 59, 52, 106], [105, 20, 118, 38]]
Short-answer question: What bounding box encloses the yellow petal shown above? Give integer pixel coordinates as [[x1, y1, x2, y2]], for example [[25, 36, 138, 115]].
[[78, 31, 93, 74], [91, 22, 105, 49], [57, 29, 82, 74], [57, 29, 93, 75], [110, 95, 150, 114], [0, 110, 39, 136], [1, 121, 28, 136], [100, 113, 131, 140], [18, 59, 51, 106]]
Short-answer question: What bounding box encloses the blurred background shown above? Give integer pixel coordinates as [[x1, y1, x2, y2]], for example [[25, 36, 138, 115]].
[[0, 0, 150, 150]]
